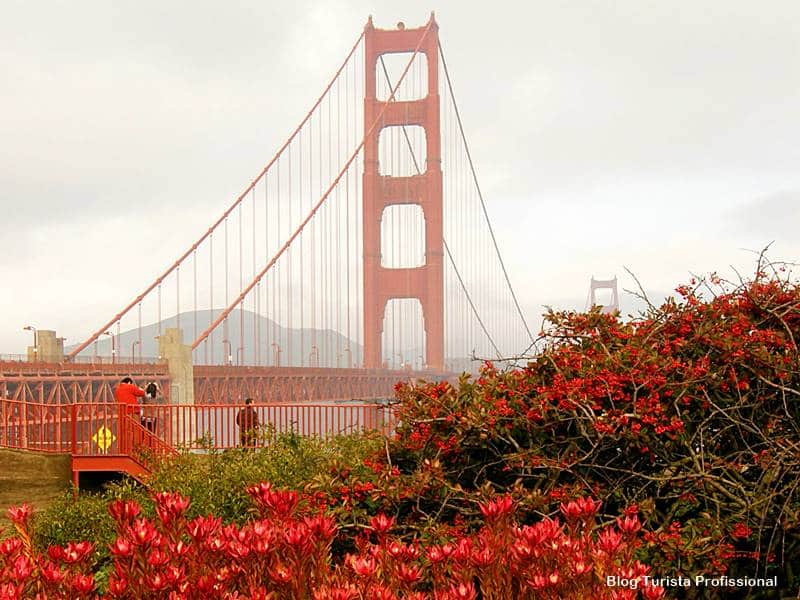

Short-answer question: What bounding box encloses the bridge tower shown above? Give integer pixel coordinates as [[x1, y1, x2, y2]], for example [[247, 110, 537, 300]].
[[362, 15, 444, 370], [588, 276, 620, 314]]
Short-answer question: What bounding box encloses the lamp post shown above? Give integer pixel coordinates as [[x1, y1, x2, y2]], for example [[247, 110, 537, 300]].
[[309, 345, 319, 367], [132, 340, 141, 364], [103, 331, 115, 364], [222, 339, 232, 365], [271, 342, 281, 367], [23, 325, 37, 362], [344, 347, 352, 369]]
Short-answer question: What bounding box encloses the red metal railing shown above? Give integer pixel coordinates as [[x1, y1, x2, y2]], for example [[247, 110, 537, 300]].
[[0, 399, 397, 456]]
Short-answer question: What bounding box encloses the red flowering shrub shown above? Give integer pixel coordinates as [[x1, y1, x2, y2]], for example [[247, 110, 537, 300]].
[[386, 264, 800, 593], [1, 494, 665, 599]]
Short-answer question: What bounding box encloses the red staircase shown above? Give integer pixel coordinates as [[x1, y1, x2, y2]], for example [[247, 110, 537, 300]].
[[70, 414, 179, 485]]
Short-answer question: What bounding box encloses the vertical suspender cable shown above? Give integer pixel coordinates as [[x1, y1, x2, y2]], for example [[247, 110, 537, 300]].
[[176, 266, 180, 334], [439, 40, 533, 345], [276, 158, 281, 365], [345, 51, 351, 366], [336, 75, 342, 367], [238, 203, 243, 364], [193, 250, 197, 358], [209, 232, 213, 364], [288, 145, 293, 366], [300, 129, 304, 367]]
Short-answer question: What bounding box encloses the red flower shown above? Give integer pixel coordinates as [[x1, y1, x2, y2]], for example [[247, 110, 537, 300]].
[[427, 545, 446, 564], [147, 548, 171, 567], [642, 583, 666, 599], [7, 504, 32, 527], [46, 545, 64, 561], [108, 499, 141, 523], [314, 586, 358, 600], [0, 538, 22, 557], [596, 528, 624, 556], [130, 519, 160, 547], [187, 515, 221, 540], [559, 497, 601, 522], [70, 573, 95, 594], [617, 515, 642, 536], [731, 522, 753, 540], [284, 522, 311, 549], [63, 541, 94, 564], [478, 495, 514, 522], [447, 581, 477, 600], [396, 563, 423, 584], [304, 513, 338, 542], [154, 491, 190, 524], [347, 554, 378, 577], [11, 555, 32, 582], [109, 537, 133, 557], [270, 563, 292, 584], [107, 574, 128, 596], [369, 513, 395, 536], [145, 572, 167, 592], [40, 561, 65, 584]]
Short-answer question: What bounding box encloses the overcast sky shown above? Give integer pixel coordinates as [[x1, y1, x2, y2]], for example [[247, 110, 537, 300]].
[[2, 0, 799, 353]]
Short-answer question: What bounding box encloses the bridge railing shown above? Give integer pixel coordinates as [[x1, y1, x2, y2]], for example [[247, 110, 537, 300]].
[[0, 399, 398, 456]]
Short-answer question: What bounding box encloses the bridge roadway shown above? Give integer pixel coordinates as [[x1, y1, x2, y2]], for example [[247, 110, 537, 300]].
[[0, 360, 447, 405]]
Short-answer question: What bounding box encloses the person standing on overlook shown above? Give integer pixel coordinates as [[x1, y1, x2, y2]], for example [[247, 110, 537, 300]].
[[115, 377, 145, 417], [141, 382, 162, 433], [236, 398, 260, 448]]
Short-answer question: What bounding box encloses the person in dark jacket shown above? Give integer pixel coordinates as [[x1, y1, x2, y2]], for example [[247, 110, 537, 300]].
[[236, 398, 260, 448], [141, 382, 161, 433]]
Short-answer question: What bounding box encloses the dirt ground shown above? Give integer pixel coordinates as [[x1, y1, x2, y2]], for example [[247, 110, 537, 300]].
[[0, 449, 71, 530]]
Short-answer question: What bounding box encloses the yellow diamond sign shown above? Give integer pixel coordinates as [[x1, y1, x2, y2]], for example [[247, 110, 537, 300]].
[[92, 426, 116, 452]]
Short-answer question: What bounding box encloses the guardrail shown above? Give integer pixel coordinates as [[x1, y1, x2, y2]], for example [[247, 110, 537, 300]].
[[0, 399, 397, 456], [0, 355, 162, 365]]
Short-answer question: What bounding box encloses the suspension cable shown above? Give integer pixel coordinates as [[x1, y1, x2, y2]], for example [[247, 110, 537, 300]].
[[377, 55, 502, 358], [68, 30, 366, 361], [193, 21, 435, 350], [437, 41, 534, 344]]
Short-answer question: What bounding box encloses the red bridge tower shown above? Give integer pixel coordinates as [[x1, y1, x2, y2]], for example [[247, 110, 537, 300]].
[[362, 15, 443, 370]]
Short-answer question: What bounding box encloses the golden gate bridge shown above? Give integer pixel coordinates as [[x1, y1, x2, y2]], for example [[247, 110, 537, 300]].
[[1, 15, 532, 483]]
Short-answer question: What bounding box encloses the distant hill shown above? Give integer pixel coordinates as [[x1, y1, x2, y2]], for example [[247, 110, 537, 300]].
[[68, 309, 363, 367]]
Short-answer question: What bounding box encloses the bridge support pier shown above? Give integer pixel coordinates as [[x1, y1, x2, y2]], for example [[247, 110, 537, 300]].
[[158, 328, 194, 445], [158, 328, 194, 404]]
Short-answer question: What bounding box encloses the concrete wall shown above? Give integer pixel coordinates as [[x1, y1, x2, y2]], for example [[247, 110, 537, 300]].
[[0, 449, 71, 526]]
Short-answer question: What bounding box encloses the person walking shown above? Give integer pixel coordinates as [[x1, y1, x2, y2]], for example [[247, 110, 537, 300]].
[[235, 398, 260, 448]]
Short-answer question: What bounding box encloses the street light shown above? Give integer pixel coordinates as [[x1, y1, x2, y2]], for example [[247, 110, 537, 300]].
[[103, 331, 115, 364], [271, 342, 282, 367], [344, 347, 352, 369], [309, 345, 319, 367], [23, 325, 37, 362], [132, 340, 141, 364]]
